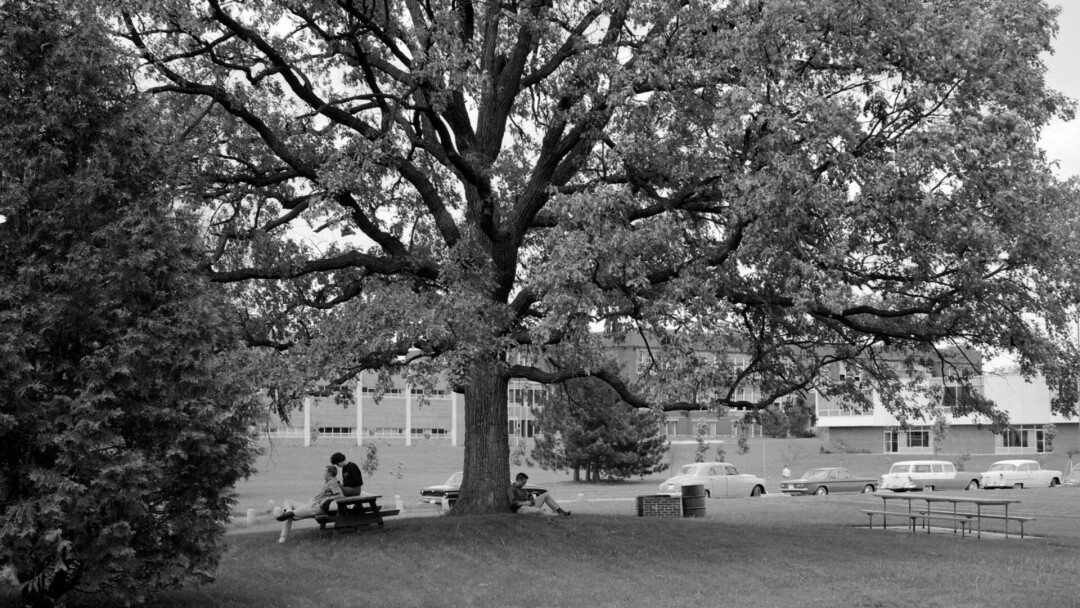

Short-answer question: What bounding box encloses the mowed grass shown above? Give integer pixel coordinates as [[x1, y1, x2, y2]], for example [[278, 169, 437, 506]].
[[7, 441, 1080, 607], [183, 442, 1080, 608], [164, 487, 1080, 608]]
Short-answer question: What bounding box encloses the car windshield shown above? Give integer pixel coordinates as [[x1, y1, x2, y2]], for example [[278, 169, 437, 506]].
[[445, 472, 463, 486], [803, 470, 831, 480], [888, 464, 911, 474], [988, 464, 1015, 472]]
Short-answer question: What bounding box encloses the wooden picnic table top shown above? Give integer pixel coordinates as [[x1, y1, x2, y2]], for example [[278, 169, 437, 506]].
[[871, 492, 1021, 507]]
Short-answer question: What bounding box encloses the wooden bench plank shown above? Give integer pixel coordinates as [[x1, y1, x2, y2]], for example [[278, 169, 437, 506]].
[[861, 509, 971, 537]]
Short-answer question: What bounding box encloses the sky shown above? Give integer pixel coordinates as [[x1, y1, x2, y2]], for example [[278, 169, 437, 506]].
[[1042, 2, 1080, 179]]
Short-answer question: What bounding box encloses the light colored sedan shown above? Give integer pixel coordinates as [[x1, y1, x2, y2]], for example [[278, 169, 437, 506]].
[[657, 462, 766, 498], [981, 460, 1062, 489]]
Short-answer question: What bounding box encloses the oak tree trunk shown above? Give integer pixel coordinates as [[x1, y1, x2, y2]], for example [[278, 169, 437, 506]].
[[453, 359, 511, 515]]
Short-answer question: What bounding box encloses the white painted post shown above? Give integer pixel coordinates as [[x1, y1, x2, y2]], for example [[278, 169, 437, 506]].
[[303, 396, 312, 447], [405, 381, 412, 446], [355, 376, 363, 447], [451, 391, 459, 447]]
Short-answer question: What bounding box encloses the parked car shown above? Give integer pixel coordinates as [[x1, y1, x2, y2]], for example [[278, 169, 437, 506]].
[[981, 459, 1062, 489], [657, 462, 766, 498], [879, 460, 982, 492], [419, 472, 547, 507], [778, 467, 878, 496]]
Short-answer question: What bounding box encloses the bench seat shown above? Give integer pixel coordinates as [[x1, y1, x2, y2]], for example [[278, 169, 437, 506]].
[[915, 508, 1034, 538], [861, 509, 972, 537], [315, 495, 400, 534]]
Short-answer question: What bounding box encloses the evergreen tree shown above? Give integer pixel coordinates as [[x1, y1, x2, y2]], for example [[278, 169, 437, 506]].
[[532, 379, 669, 482], [0, 2, 262, 605]]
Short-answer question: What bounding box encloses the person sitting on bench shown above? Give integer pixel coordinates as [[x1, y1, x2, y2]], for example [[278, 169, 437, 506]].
[[331, 452, 364, 497], [276, 465, 344, 543], [508, 472, 571, 517]]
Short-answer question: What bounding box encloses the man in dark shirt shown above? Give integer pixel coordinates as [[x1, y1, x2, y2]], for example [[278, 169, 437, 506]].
[[507, 472, 570, 516], [331, 452, 364, 497]]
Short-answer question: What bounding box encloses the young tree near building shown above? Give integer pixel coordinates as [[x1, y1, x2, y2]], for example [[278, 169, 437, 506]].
[[532, 379, 668, 481], [116, 0, 1080, 514], [0, 3, 262, 605]]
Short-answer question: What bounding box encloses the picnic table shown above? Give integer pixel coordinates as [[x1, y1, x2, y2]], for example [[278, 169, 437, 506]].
[[863, 492, 1031, 538], [315, 495, 399, 534]]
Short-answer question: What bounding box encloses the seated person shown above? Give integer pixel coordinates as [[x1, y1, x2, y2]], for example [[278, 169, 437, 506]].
[[331, 451, 364, 497], [507, 472, 570, 517], [276, 465, 344, 543]]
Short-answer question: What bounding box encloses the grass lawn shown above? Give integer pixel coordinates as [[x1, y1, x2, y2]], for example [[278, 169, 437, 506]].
[[7, 441, 1080, 607], [166, 485, 1080, 608]]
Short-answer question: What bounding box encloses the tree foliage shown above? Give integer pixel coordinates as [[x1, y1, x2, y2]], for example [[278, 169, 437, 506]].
[[755, 399, 816, 439], [0, 2, 262, 604], [532, 379, 668, 481], [114, 0, 1080, 513]]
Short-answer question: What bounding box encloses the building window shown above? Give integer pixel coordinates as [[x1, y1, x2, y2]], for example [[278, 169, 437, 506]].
[[370, 427, 404, 437], [410, 388, 450, 397], [838, 361, 861, 382], [997, 425, 1049, 454], [316, 426, 354, 437], [885, 430, 899, 453], [942, 385, 975, 409], [666, 420, 679, 436], [884, 428, 932, 454], [907, 430, 929, 449], [636, 350, 653, 377], [816, 394, 870, 417]]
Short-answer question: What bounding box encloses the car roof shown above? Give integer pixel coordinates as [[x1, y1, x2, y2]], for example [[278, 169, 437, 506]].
[[990, 459, 1038, 465], [891, 460, 953, 465]]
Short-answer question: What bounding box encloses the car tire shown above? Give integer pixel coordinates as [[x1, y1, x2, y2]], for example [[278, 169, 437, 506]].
[[1050, 478, 1060, 487], [750, 485, 763, 497], [814, 486, 828, 496], [862, 485, 875, 493], [966, 480, 979, 491], [923, 485, 934, 492], [1014, 484, 1023, 490]]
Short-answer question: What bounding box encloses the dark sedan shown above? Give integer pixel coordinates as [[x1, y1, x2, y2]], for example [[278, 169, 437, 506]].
[[779, 467, 877, 496], [419, 472, 547, 509]]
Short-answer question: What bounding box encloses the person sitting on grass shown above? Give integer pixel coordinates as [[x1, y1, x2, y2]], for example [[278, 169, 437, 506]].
[[507, 472, 571, 517], [276, 464, 344, 543]]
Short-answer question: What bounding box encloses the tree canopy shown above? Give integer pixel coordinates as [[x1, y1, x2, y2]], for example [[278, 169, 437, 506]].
[[0, 2, 262, 604], [115, 0, 1080, 513]]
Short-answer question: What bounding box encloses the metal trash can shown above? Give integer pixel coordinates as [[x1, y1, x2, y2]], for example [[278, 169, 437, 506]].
[[681, 484, 706, 517]]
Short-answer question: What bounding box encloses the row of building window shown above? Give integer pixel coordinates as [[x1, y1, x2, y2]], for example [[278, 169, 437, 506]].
[[883, 425, 1052, 454], [357, 387, 451, 397]]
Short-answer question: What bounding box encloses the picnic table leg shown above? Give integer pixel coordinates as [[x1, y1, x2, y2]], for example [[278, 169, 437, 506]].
[[1004, 504, 1009, 539], [977, 505, 982, 539]]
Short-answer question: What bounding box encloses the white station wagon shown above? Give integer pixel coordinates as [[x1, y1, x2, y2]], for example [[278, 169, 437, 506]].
[[879, 460, 982, 492], [981, 459, 1062, 489]]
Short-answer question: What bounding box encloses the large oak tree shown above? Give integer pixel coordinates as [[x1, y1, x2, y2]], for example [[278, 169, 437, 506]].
[[118, 0, 1080, 514]]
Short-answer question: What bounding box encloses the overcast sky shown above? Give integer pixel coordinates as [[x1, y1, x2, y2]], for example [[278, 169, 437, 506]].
[[1042, 2, 1080, 179]]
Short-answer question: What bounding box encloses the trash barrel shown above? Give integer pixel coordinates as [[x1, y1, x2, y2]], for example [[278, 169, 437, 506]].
[[681, 484, 706, 518]]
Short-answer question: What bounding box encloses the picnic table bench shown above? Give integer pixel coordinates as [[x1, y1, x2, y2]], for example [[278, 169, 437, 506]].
[[866, 492, 1032, 538], [862, 509, 973, 537], [315, 495, 399, 534]]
